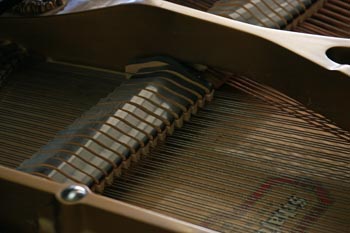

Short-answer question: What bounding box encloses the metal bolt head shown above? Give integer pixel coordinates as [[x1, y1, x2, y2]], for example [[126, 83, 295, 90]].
[[61, 185, 87, 202]]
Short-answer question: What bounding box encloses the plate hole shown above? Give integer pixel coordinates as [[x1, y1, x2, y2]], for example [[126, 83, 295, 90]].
[[326, 47, 350, 65]]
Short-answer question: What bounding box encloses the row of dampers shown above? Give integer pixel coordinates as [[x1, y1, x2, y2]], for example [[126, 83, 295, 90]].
[[293, 0, 350, 38], [208, 0, 317, 29], [170, 0, 349, 37], [18, 57, 214, 193], [0, 0, 64, 15]]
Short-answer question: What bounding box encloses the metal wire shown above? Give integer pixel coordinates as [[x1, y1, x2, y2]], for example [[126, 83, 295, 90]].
[[103, 87, 350, 233], [0, 62, 125, 168]]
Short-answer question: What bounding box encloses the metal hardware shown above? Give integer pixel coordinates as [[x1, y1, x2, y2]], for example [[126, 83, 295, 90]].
[[60, 185, 88, 202]]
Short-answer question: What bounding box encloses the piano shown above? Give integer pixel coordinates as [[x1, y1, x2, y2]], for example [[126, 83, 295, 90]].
[[0, 0, 349, 232]]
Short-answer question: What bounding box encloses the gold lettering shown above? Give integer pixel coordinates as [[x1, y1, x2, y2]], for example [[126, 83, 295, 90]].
[[283, 203, 297, 212], [259, 196, 307, 233], [289, 195, 307, 208], [277, 207, 296, 218], [268, 216, 285, 226], [274, 209, 289, 219]]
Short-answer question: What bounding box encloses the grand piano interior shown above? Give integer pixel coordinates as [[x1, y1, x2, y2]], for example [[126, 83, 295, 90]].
[[0, 0, 349, 232]]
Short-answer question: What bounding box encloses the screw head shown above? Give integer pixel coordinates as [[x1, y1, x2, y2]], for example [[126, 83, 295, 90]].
[[61, 185, 87, 202]]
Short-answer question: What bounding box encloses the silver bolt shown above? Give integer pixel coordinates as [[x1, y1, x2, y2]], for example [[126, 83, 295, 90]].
[[61, 185, 88, 202]]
